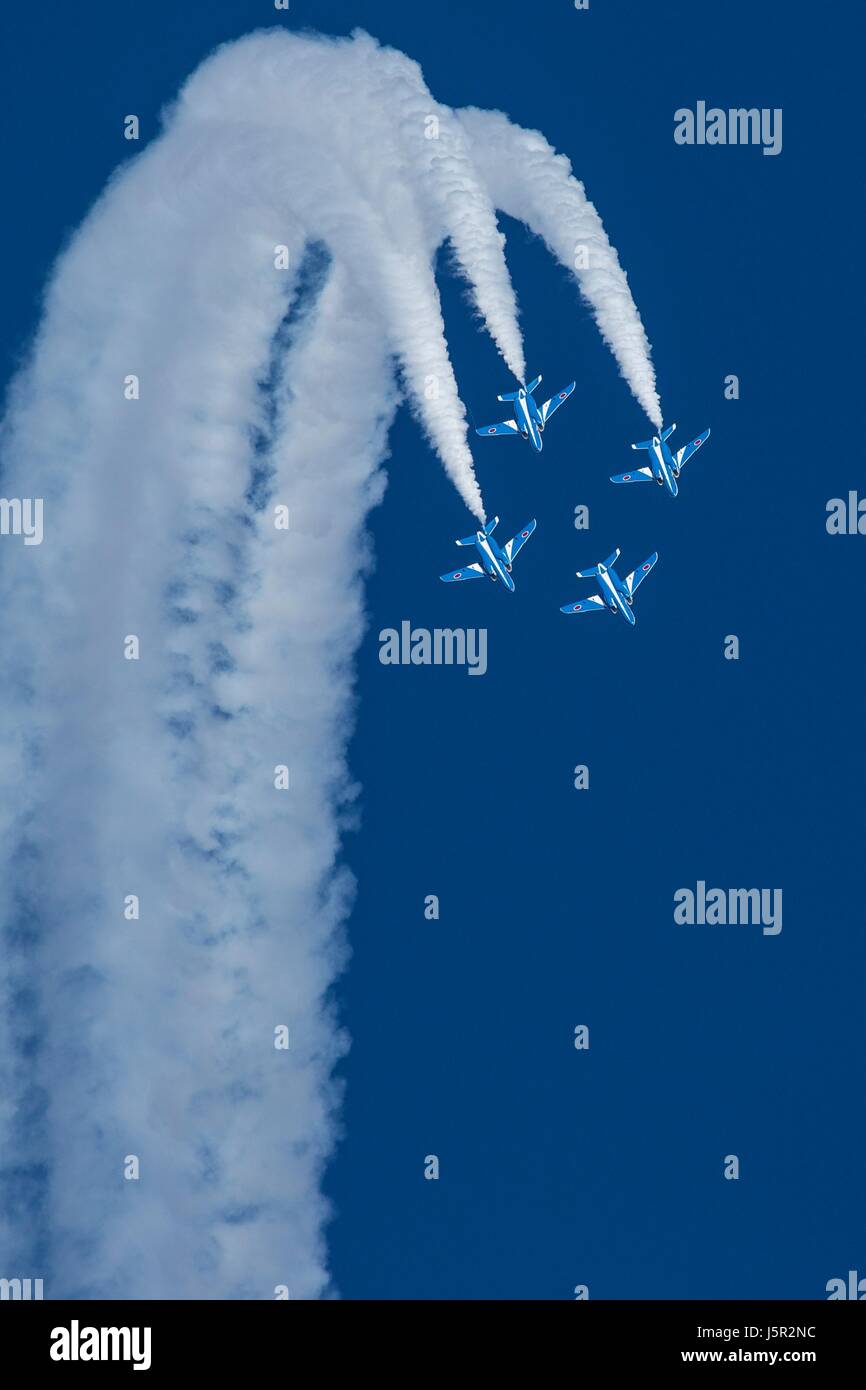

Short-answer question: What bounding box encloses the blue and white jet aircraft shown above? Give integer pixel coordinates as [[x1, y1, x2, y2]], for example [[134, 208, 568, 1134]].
[[439, 516, 537, 593], [610, 424, 711, 498], [559, 548, 658, 627], [475, 375, 576, 453]]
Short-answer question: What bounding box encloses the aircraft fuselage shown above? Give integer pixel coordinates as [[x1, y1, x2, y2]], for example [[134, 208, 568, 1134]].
[[475, 531, 515, 592], [648, 437, 679, 497], [596, 563, 635, 625], [515, 389, 543, 451]]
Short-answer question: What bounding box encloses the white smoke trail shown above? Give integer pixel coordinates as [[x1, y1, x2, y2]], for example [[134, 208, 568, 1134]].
[[0, 27, 663, 1296], [324, 34, 526, 384], [0, 185, 393, 1297], [170, 27, 527, 520], [458, 106, 663, 430]]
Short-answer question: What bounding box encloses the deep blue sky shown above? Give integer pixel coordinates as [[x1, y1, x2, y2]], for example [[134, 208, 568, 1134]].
[[3, 2, 863, 1299]]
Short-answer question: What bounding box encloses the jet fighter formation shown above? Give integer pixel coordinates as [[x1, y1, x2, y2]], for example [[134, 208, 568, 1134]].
[[440, 370, 711, 627]]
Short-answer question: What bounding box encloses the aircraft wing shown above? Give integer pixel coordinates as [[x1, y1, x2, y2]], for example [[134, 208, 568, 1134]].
[[624, 552, 658, 597], [440, 562, 486, 584], [610, 466, 654, 485], [675, 427, 710, 469], [560, 594, 606, 615], [540, 381, 576, 424], [503, 519, 537, 565], [476, 419, 521, 438]]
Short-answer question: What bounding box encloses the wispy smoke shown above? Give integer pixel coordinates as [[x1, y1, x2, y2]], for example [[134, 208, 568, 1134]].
[[459, 106, 663, 430]]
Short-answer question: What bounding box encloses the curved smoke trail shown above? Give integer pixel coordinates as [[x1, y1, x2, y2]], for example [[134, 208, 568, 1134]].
[[0, 29, 661, 1296], [459, 106, 663, 430]]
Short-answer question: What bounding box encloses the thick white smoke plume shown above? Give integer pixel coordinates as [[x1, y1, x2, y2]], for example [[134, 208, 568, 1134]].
[[0, 28, 661, 1297]]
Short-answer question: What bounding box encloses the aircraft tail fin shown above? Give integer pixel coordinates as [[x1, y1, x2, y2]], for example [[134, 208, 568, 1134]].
[[577, 546, 619, 578], [660, 423, 676, 441], [631, 438, 654, 451], [497, 376, 540, 402], [456, 515, 497, 546]]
